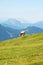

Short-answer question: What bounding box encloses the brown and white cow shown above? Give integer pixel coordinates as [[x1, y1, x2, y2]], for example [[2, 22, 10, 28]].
[[20, 31, 25, 36]]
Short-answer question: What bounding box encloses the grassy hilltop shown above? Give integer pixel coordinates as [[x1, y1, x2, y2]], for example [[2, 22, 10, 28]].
[[0, 33, 43, 65]]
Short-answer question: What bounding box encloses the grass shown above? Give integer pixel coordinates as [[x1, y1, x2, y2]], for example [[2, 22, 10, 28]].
[[0, 33, 43, 65]]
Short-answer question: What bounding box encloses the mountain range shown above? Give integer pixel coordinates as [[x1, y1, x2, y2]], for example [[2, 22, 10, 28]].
[[1, 19, 33, 29], [24, 26, 43, 34], [1, 19, 43, 29], [33, 21, 43, 29], [0, 19, 43, 41], [0, 24, 20, 41]]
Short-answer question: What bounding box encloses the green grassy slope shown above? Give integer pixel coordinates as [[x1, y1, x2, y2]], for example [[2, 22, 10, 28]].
[[0, 33, 43, 65]]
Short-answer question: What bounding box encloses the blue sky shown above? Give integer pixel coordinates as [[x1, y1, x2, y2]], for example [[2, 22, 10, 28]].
[[0, 0, 43, 23]]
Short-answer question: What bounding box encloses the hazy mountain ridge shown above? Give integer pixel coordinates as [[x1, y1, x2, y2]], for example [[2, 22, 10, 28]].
[[0, 19, 43, 29], [0, 19, 43, 41], [33, 21, 43, 29], [1, 19, 32, 29], [23, 26, 43, 34], [0, 24, 20, 41], [0, 24, 43, 41]]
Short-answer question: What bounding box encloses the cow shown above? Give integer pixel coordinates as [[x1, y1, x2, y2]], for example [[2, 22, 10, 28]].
[[20, 31, 25, 36]]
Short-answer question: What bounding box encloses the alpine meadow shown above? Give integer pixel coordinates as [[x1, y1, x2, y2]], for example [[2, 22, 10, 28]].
[[0, 33, 43, 65]]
